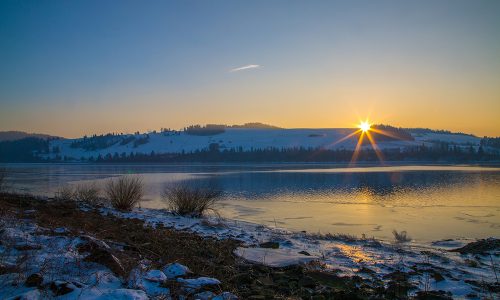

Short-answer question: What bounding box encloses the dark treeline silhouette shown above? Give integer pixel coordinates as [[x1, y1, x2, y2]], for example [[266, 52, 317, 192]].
[[183, 122, 281, 136], [70, 133, 151, 150], [403, 127, 474, 136], [481, 137, 500, 149], [229, 122, 281, 129], [0, 131, 59, 142], [1, 136, 499, 163], [0, 137, 50, 162], [70, 133, 122, 151], [184, 124, 226, 136], [365, 125, 414, 142], [86, 142, 497, 163]]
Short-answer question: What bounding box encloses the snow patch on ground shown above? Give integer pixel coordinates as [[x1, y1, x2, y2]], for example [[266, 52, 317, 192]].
[[1, 203, 498, 299], [0, 216, 234, 299], [234, 247, 318, 267], [103, 206, 499, 298]]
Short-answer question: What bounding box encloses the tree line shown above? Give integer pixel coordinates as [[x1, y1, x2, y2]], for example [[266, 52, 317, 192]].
[[1, 137, 499, 163], [78, 142, 496, 163]]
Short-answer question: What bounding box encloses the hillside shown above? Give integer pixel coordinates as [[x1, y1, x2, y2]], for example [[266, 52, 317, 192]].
[[0, 131, 59, 142], [42, 127, 485, 161]]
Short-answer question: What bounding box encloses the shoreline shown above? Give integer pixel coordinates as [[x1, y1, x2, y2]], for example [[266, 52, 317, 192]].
[[3, 161, 500, 167], [1, 193, 498, 299]]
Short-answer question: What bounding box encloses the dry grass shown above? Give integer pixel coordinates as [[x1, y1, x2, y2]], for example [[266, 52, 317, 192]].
[[0, 167, 6, 193], [392, 230, 412, 243], [162, 184, 222, 217], [308, 232, 365, 243], [105, 176, 144, 211], [54, 185, 75, 201], [0, 193, 387, 299], [73, 183, 101, 207], [0, 194, 239, 289]]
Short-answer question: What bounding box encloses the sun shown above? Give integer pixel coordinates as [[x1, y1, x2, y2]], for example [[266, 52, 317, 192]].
[[359, 121, 371, 132]]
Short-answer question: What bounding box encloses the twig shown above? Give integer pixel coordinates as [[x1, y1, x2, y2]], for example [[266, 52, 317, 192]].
[[490, 255, 498, 284]]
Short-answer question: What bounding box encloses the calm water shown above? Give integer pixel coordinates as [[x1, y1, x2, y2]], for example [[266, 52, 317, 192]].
[[3, 163, 500, 242]]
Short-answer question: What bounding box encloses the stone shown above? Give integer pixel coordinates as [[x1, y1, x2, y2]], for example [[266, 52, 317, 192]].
[[194, 291, 216, 300], [450, 238, 499, 254], [84, 248, 125, 276], [49, 281, 75, 296], [259, 241, 279, 249], [144, 269, 167, 282], [162, 262, 191, 279], [25, 273, 43, 287], [177, 276, 221, 289]]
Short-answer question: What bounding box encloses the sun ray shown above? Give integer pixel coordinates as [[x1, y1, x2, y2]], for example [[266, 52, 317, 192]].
[[328, 119, 396, 166], [365, 131, 385, 163], [369, 128, 403, 140], [330, 129, 362, 146], [349, 131, 365, 166]]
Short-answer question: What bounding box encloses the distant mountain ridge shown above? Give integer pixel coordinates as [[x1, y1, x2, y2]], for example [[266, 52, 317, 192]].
[[0, 123, 479, 141], [43, 126, 490, 161], [0, 131, 60, 142], [1, 124, 498, 163]]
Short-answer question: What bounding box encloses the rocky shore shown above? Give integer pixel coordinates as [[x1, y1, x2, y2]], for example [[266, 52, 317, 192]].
[[0, 194, 498, 299]]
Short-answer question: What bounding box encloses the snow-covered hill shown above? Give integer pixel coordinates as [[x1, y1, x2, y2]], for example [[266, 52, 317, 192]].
[[45, 128, 482, 161]]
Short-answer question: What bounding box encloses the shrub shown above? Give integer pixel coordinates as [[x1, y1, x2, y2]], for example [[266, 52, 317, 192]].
[[74, 183, 101, 207], [0, 168, 6, 193], [392, 230, 412, 243], [162, 184, 222, 217], [105, 176, 144, 211], [54, 185, 75, 201]]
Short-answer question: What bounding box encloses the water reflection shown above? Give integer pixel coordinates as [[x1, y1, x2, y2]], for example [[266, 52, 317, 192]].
[[173, 170, 499, 207], [3, 164, 499, 241]]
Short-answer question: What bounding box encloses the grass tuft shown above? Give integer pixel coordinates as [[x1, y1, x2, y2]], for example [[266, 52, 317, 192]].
[[162, 184, 222, 217], [0, 168, 5, 193], [73, 183, 101, 207], [105, 176, 144, 211], [392, 230, 412, 243], [54, 185, 75, 201]]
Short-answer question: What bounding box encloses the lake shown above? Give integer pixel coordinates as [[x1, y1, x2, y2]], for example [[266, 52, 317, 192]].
[[2, 163, 499, 242]]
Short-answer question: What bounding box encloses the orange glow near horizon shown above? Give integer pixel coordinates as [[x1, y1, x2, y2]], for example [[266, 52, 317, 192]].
[[343, 119, 408, 165]]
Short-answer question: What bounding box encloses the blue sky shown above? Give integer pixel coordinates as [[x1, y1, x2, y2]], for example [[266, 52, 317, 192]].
[[1, 0, 499, 137]]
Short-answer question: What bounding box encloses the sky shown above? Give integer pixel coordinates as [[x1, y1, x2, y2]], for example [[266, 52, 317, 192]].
[[1, 0, 499, 138]]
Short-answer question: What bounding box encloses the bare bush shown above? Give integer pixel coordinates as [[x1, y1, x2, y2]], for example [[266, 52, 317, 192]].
[[105, 176, 144, 211], [54, 185, 75, 201], [0, 167, 6, 193], [162, 184, 222, 217], [393, 230, 412, 243], [74, 183, 101, 207]]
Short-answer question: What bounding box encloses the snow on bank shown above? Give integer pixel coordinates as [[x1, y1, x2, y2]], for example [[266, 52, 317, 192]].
[[0, 216, 236, 299], [104, 206, 499, 299], [1, 202, 497, 299], [234, 247, 317, 267]]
